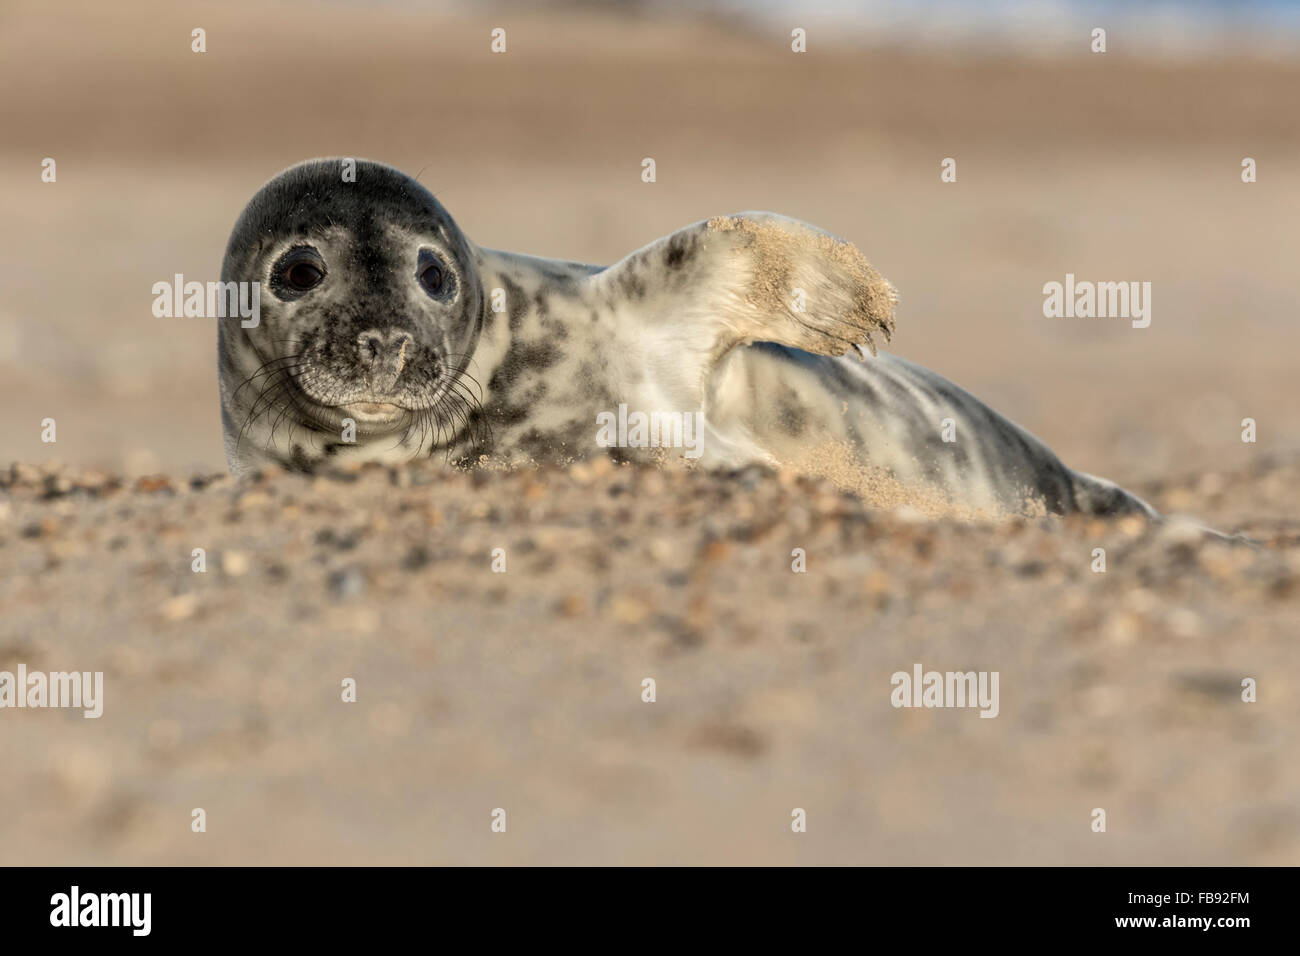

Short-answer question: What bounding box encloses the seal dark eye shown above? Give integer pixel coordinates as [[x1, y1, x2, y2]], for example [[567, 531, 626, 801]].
[[419, 262, 444, 294], [270, 246, 327, 300], [285, 262, 324, 291], [416, 249, 455, 299]]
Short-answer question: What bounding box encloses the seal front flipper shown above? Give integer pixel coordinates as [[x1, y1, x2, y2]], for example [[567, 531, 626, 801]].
[[593, 212, 897, 368]]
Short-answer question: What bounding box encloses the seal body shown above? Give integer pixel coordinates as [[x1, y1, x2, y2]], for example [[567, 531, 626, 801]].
[[219, 158, 1155, 518]]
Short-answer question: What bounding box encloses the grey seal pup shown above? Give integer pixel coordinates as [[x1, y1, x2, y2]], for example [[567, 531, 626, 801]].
[[218, 158, 1155, 518]]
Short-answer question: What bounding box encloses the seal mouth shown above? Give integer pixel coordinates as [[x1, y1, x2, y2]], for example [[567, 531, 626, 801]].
[[293, 395, 410, 435], [274, 355, 463, 440], [340, 401, 406, 422]]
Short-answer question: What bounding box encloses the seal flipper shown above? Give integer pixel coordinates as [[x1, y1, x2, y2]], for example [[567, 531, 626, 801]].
[[593, 212, 897, 365], [1069, 469, 1160, 518]]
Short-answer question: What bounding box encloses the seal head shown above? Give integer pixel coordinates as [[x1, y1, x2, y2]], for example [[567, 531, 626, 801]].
[[219, 158, 484, 469]]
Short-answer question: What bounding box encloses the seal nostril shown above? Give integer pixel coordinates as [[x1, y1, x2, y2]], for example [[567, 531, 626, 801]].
[[357, 329, 412, 366], [356, 329, 418, 388]]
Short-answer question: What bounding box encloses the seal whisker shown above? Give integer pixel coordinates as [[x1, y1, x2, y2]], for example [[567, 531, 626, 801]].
[[445, 375, 490, 446], [237, 367, 298, 455], [231, 354, 306, 403]]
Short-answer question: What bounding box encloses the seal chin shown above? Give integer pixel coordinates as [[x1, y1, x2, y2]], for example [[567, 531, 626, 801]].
[[295, 393, 409, 436]]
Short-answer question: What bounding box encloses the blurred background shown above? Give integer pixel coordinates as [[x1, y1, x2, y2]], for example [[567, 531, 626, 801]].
[[1, 0, 1297, 486]]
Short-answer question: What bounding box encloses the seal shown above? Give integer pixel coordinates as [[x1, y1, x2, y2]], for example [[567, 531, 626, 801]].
[[218, 158, 1156, 518]]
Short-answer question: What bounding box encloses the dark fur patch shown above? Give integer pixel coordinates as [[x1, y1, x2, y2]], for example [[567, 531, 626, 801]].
[[499, 275, 528, 332], [617, 261, 647, 300], [664, 231, 698, 270], [775, 391, 808, 437], [516, 423, 582, 461], [289, 443, 317, 473], [534, 290, 568, 340], [490, 341, 563, 394]]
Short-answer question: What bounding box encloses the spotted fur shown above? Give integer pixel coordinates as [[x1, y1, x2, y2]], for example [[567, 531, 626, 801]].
[[219, 159, 1155, 518]]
